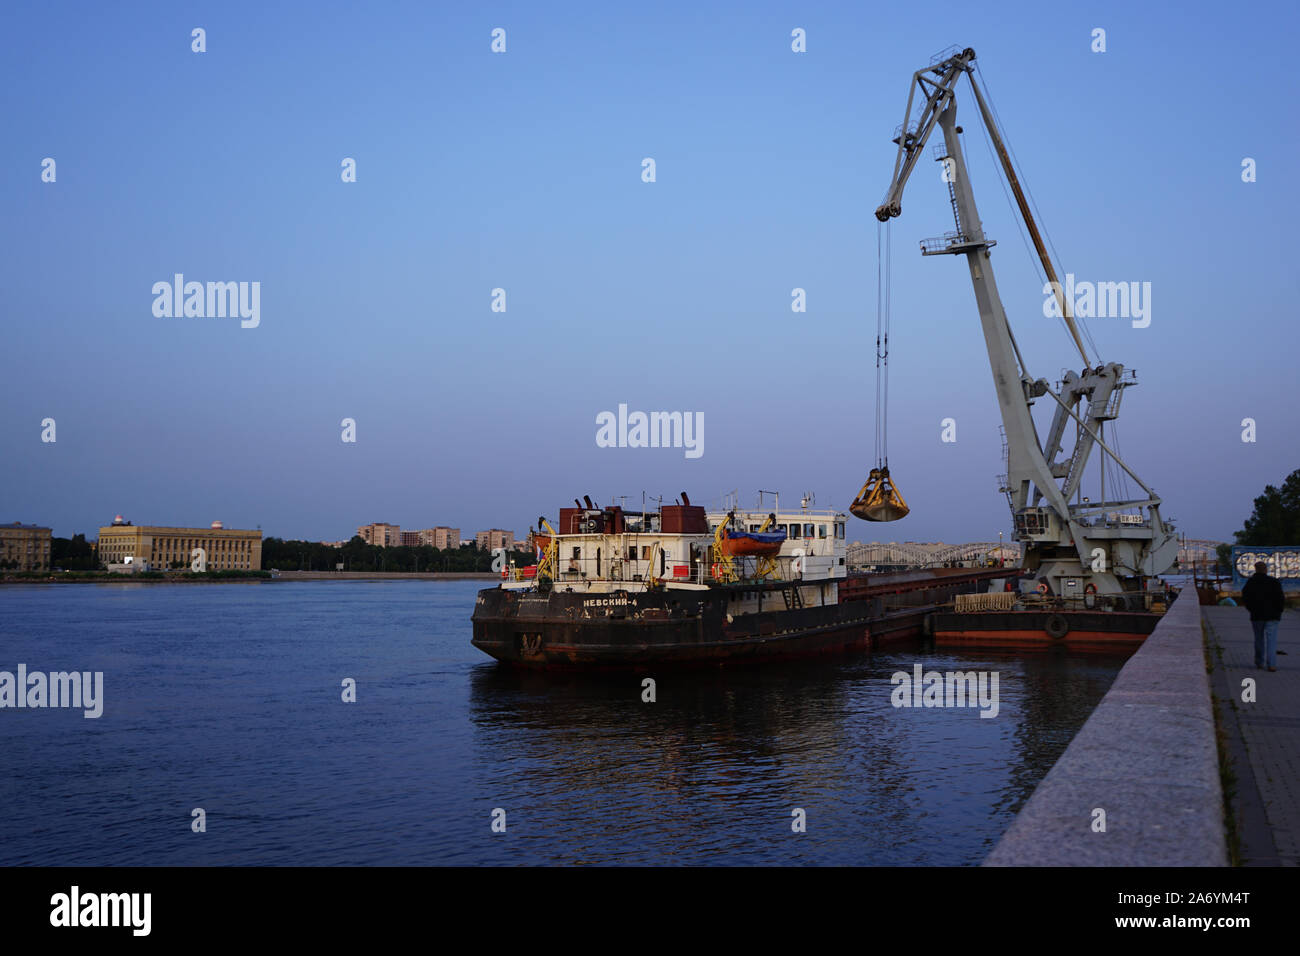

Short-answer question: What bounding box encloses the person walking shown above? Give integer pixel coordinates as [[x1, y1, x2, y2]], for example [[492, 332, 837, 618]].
[[1241, 561, 1285, 671]]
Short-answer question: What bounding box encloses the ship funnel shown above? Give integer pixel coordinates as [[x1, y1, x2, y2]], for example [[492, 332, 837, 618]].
[[681, 492, 691, 506], [583, 495, 594, 510]]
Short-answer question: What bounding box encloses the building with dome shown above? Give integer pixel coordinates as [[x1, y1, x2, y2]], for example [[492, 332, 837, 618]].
[[96, 518, 262, 571]]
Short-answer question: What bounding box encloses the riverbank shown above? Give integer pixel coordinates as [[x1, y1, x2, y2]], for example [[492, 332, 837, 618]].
[[269, 570, 499, 581], [0, 570, 272, 584], [0, 570, 499, 584]]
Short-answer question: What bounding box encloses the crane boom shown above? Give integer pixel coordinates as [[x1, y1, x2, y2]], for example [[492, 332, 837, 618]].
[[876, 48, 1091, 367], [871, 46, 1177, 597]]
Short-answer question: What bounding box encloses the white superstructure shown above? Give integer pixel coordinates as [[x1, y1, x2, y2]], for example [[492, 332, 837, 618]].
[[501, 492, 848, 596]]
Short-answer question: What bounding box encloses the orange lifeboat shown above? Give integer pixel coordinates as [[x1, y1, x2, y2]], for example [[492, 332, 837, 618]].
[[717, 528, 787, 557]]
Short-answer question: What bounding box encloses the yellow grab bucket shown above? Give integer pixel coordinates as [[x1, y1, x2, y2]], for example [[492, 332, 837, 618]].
[[850, 466, 910, 522]]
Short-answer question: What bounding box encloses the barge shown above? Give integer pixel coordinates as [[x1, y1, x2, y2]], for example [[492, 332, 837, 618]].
[[471, 492, 1002, 669], [930, 576, 1174, 652], [932, 607, 1163, 653]]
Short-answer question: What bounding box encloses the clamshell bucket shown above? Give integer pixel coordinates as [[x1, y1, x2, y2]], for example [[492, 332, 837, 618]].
[[850, 466, 910, 521]]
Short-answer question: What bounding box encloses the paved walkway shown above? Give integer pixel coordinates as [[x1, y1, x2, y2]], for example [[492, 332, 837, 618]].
[[1203, 606, 1299, 865]]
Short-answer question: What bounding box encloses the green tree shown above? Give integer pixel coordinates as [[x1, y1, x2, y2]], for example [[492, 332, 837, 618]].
[[1215, 542, 1233, 573], [258, 535, 509, 573], [1235, 468, 1300, 546], [51, 533, 97, 570]]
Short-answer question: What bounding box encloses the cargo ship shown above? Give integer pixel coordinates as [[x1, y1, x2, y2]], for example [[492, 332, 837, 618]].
[[470, 492, 1003, 669]]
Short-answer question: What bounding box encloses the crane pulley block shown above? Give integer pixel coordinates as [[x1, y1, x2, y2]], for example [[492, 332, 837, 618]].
[[850, 467, 910, 522]]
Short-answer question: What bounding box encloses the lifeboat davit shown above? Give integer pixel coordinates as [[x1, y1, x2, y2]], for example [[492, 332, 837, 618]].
[[718, 528, 787, 557]]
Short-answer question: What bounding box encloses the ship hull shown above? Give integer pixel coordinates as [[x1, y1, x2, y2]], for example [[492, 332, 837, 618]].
[[471, 570, 1001, 669], [932, 608, 1161, 653]]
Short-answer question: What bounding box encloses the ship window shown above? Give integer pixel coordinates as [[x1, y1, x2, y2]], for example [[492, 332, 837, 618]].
[[835, 522, 845, 539], [788, 524, 800, 538], [819, 525, 828, 538], [572, 547, 581, 559], [803, 524, 815, 537]]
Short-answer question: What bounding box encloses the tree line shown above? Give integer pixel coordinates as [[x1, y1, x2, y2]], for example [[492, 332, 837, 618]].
[[33, 533, 530, 574], [260, 536, 531, 572]]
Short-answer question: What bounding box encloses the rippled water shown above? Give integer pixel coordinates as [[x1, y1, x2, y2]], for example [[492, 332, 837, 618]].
[[0, 581, 1123, 865]]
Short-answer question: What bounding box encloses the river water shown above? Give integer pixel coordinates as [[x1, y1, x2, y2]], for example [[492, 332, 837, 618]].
[[0, 580, 1123, 865]]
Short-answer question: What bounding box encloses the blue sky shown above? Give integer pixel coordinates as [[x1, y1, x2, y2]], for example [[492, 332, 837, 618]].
[[2, 0, 1297, 544]]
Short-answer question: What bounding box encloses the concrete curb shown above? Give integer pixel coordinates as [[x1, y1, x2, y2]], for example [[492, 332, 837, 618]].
[[983, 589, 1228, 866]]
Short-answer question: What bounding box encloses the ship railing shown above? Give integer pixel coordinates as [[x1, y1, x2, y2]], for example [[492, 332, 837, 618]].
[[533, 546, 830, 588], [548, 554, 712, 587], [1013, 591, 1164, 613]]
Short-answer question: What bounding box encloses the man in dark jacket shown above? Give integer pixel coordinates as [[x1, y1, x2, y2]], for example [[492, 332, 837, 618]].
[[1241, 561, 1285, 671]]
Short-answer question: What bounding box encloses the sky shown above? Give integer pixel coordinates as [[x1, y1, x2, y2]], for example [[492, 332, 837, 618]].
[[2, 0, 1297, 545]]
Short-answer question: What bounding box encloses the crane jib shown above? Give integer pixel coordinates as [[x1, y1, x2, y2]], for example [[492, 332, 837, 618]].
[[855, 46, 1177, 594]]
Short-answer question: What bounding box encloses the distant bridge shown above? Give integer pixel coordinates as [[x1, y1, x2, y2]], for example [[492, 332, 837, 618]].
[[1177, 538, 1224, 570], [846, 538, 1224, 571], [847, 541, 1021, 568]]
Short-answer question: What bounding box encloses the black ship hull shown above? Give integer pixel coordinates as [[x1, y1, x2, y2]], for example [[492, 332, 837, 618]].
[[471, 571, 1000, 669]]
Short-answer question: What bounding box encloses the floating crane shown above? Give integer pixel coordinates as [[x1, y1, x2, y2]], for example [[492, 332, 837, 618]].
[[867, 46, 1177, 596]]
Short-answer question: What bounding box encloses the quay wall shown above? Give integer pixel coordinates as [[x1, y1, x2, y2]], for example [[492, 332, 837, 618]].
[[984, 588, 1227, 866]]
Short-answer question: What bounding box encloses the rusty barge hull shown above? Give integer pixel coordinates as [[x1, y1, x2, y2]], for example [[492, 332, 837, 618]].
[[471, 569, 1004, 669], [932, 609, 1162, 653]]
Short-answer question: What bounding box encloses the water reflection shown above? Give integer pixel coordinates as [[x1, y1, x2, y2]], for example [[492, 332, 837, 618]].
[[466, 644, 1124, 864]]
